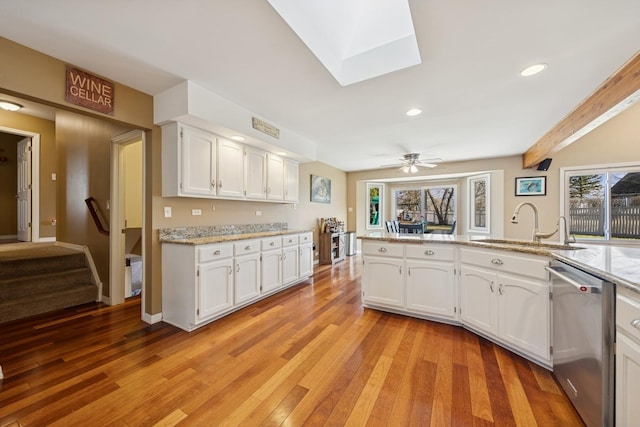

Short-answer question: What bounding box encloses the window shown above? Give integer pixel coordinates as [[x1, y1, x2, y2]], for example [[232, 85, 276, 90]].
[[393, 185, 457, 232], [468, 174, 490, 233], [563, 165, 640, 243], [366, 183, 383, 229]]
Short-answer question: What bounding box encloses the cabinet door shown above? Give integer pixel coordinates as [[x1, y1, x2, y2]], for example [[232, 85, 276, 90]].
[[616, 332, 640, 427], [262, 249, 282, 293], [235, 253, 261, 305], [460, 265, 497, 336], [217, 138, 244, 198], [299, 243, 313, 278], [337, 233, 346, 260], [406, 259, 456, 320], [245, 146, 267, 200], [497, 274, 550, 362], [198, 258, 233, 320], [282, 245, 299, 284], [362, 256, 404, 309], [284, 159, 299, 202], [266, 153, 284, 200], [181, 125, 217, 197]]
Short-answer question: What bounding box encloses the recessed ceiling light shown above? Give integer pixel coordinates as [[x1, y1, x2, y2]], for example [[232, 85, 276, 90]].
[[406, 108, 422, 117], [230, 135, 245, 142], [0, 100, 23, 111], [520, 63, 548, 77]]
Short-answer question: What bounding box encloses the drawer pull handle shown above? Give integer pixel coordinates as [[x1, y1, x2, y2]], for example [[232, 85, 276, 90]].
[[424, 250, 435, 256], [631, 319, 640, 329], [490, 283, 495, 293], [498, 284, 504, 295], [245, 245, 252, 250], [213, 250, 221, 255], [378, 247, 387, 253], [491, 258, 503, 265], [270, 242, 275, 246]]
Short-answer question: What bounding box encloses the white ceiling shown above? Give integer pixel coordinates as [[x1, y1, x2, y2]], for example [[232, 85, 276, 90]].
[[0, 0, 639, 172]]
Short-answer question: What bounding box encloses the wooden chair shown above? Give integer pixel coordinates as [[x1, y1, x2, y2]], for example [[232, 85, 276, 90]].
[[385, 220, 400, 233]]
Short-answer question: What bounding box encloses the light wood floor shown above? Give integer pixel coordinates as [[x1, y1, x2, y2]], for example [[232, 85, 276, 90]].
[[0, 256, 584, 426]]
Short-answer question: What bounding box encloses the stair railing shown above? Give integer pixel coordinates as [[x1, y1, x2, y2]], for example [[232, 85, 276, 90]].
[[85, 197, 109, 236]]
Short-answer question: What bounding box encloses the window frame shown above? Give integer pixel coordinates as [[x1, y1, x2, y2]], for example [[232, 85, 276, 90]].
[[391, 183, 458, 229], [467, 174, 490, 234]]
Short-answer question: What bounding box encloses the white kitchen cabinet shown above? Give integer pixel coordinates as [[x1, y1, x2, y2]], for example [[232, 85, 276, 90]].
[[245, 146, 267, 200], [460, 247, 551, 365], [362, 241, 405, 309], [405, 245, 456, 321], [217, 138, 245, 198], [162, 122, 217, 198], [234, 252, 261, 305], [460, 265, 497, 335], [284, 158, 299, 202], [261, 249, 282, 293], [282, 243, 299, 285], [266, 153, 284, 200], [162, 242, 234, 331], [616, 286, 640, 426], [299, 243, 313, 278], [199, 257, 234, 319]]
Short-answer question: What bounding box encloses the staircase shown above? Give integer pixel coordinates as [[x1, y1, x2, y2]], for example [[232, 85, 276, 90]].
[[0, 244, 99, 324]]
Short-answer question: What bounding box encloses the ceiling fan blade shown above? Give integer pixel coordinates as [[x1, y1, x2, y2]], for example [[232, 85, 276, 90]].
[[416, 162, 438, 168]]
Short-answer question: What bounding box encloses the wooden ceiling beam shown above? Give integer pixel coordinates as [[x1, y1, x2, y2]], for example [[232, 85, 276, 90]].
[[523, 51, 640, 169]]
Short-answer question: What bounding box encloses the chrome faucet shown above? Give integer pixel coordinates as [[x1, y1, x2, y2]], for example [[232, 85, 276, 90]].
[[510, 202, 556, 242]]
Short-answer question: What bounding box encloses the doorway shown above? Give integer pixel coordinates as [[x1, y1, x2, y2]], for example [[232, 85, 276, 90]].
[[0, 127, 41, 243], [109, 130, 146, 316]]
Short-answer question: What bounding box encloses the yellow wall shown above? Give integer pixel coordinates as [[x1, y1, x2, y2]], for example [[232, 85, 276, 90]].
[[124, 140, 143, 229]]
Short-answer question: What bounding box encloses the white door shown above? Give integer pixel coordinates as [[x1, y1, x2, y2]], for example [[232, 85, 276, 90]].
[[298, 244, 313, 278], [199, 258, 234, 320], [234, 253, 261, 305], [181, 125, 217, 197], [406, 259, 456, 320], [616, 333, 640, 427], [261, 249, 282, 293], [282, 245, 299, 284], [284, 159, 299, 202], [217, 138, 244, 198], [362, 256, 405, 309], [17, 137, 31, 241], [460, 265, 497, 336], [266, 153, 284, 200], [244, 147, 266, 200]]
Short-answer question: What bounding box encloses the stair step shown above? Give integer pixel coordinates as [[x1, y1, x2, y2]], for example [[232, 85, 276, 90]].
[[0, 268, 93, 299], [0, 248, 86, 280], [0, 283, 98, 324]]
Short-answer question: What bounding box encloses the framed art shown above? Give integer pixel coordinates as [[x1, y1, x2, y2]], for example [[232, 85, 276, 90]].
[[366, 182, 383, 229], [310, 175, 331, 203], [515, 176, 546, 196]]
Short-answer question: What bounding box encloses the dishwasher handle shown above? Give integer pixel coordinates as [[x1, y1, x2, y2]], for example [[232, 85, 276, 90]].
[[545, 265, 602, 294]]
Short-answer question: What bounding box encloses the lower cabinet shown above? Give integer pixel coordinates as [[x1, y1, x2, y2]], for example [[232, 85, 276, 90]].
[[616, 287, 640, 426], [199, 257, 234, 320], [362, 255, 405, 309], [162, 232, 313, 332], [460, 248, 551, 366]]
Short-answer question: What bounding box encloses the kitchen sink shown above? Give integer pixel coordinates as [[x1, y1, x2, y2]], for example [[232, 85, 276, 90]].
[[470, 238, 585, 251]]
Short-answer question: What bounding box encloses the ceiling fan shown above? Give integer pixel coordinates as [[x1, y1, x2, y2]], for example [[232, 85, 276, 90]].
[[382, 153, 441, 173]]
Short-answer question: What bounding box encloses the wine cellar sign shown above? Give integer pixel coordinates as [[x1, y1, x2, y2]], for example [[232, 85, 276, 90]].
[[65, 66, 114, 115]]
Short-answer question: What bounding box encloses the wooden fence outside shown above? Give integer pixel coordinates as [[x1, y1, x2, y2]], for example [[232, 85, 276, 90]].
[[570, 206, 640, 237]]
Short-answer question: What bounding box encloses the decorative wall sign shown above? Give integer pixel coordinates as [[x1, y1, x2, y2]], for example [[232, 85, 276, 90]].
[[515, 176, 546, 196], [65, 66, 114, 115], [310, 175, 331, 203], [252, 117, 280, 139]]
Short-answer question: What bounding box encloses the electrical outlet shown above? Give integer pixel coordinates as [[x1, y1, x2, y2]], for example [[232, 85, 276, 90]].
[[255, 210, 262, 216], [164, 207, 172, 218], [192, 209, 202, 216], [348, 207, 353, 212]]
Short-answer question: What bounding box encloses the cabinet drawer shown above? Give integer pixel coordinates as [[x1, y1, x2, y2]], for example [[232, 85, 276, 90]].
[[460, 248, 549, 281], [261, 236, 282, 250], [282, 234, 298, 247], [362, 241, 404, 257], [406, 244, 454, 261], [298, 232, 313, 245], [618, 287, 640, 342], [198, 243, 233, 263], [234, 239, 260, 255]]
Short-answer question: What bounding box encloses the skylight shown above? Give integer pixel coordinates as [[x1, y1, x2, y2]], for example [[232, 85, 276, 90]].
[[268, 0, 422, 86]]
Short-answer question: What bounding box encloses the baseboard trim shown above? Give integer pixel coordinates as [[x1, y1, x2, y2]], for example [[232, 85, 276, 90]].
[[143, 312, 163, 324]]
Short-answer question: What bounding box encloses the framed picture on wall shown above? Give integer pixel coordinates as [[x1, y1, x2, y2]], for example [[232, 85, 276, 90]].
[[310, 175, 331, 203], [515, 176, 546, 196]]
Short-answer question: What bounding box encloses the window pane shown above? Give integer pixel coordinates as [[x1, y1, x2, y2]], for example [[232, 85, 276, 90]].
[[473, 180, 486, 228], [395, 189, 421, 221], [569, 174, 605, 239], [425, 187, 455, 231], [611, 172, 640, 241]]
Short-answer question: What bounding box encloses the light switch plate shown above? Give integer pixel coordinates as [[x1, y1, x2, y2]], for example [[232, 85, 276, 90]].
[[164, 207, 172, 218], [192, 209, 202, 216]]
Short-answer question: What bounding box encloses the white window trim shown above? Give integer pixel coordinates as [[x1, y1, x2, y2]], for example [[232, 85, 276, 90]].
[[467, 174, 490, 234]]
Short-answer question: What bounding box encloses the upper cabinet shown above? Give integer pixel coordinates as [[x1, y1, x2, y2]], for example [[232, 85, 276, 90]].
[[162, 122, 299, 203]]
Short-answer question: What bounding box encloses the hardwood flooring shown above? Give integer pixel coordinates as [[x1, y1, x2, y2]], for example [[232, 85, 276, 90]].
[[0, 256, 584, 426]]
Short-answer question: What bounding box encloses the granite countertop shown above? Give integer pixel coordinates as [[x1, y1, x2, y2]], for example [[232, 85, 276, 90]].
[[161, 229, 313, 245], [358, 231, 640, 292]]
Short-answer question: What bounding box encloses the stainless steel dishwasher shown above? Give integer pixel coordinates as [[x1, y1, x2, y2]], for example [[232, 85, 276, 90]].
[[546, 260, 615, 427]]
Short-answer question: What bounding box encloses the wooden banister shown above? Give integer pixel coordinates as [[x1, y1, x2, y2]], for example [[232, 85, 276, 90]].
[[85, 197, 109, 236]]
